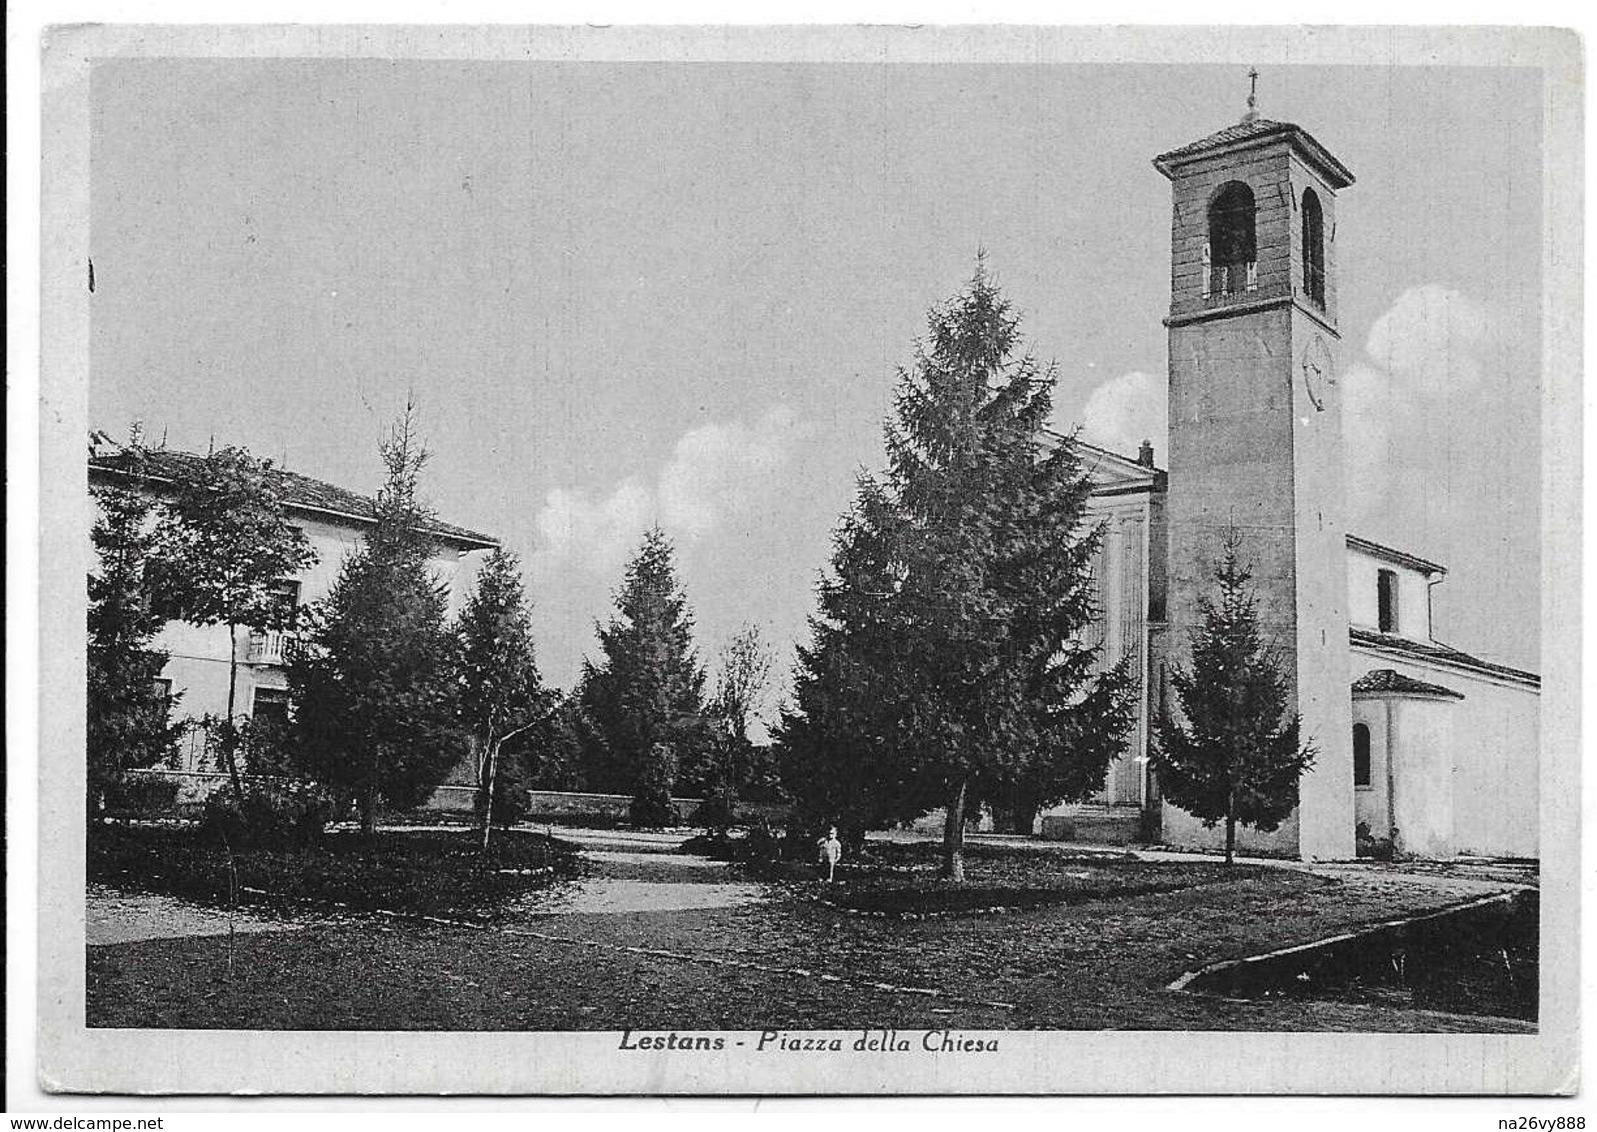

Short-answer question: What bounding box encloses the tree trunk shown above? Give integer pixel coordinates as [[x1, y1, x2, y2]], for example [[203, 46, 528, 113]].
[[361, 745, 380, 839], [223, 623, 246, 801], [1224, 788, 1237, 866], [942, 777, 968, 882], [480, 737, 501, 854]]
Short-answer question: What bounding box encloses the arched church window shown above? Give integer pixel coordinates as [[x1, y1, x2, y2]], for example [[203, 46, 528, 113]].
[[1302, 188, 1326, 308], [1207, 181, 1257, 297], [1353, 723, 1372, 787]]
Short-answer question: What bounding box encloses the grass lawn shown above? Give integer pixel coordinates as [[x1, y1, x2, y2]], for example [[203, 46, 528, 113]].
[[809, 841, 1274, 917], [85, 835, 1529, 1032], [88, 822, 580, 919]]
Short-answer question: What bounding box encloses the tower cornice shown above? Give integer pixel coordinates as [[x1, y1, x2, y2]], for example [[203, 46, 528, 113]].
[[1163, 293, 1343, 337], [1154, 119, 1355, 190]]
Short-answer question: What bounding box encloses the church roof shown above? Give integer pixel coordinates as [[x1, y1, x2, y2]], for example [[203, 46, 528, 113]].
[[1153, 117, 1355, 189], [1047, 433, 1167, 497], [89, 444, 498, 550], [1350, 627, 1539, 689], [1352, 668, 1465, 700]]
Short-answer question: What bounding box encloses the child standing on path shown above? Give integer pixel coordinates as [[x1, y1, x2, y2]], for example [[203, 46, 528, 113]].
[[817, 826, 843, 883]]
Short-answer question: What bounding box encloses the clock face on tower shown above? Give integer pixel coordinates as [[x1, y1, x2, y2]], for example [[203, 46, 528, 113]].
[[1301, 334, 1335, 412]]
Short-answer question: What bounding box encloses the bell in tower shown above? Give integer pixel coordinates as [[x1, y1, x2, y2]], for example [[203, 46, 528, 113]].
[[1153, 75, 1358, 861]]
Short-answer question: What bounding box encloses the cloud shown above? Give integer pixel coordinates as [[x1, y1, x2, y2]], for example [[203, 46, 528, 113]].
[[1365, 284, 1497, 394], [535, 478, 654, 577], [658, 408, 795, 536], [533, 406, 798, 576], [1079, 370, 1167, 459], [1344, 286, 1500, 482]]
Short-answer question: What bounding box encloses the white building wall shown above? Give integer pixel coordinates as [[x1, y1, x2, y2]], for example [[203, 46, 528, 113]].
[[1385, 696, 1456, 858], [1348, 648, 1538, 858], [152, 514, 485, 736], [1345, 547, 1434, 639], [1068, 493, 1152, 807], [1350, 701, 1389, 838]]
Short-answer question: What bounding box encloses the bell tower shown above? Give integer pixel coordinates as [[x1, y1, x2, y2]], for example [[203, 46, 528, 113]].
[[1153, 82, 1356, 860]]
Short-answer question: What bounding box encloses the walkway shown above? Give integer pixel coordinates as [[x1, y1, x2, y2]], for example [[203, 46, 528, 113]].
[[506, 827, 768, 916]]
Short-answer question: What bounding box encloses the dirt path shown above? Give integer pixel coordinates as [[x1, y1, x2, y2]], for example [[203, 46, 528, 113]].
[[504, 845, 769, 916]]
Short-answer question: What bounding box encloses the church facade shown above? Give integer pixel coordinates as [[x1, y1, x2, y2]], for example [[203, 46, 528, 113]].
[[1043, 109, 1540, 861]]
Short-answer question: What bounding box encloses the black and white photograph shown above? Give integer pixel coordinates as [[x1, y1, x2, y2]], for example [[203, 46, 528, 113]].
[[21, 21, 1582, 1100]]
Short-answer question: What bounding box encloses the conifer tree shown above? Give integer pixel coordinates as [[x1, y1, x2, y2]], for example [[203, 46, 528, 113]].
[[781, 260, 1136, 880], [1154, 527, 1316, 864], [577, 528, 706, 803], [87, 470, 185, 817], [287, 406, 464, 836], [776, 479, 931, 846], [456, 548, 549, 849]]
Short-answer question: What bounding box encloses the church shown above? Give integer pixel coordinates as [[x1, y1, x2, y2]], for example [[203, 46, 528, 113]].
[[1043, 102, 1541, 862]]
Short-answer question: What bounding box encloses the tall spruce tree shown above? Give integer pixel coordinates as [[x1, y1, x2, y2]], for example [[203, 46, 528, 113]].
[[456, 548, 549, 849], [1154, 527, 1316, 864], [158, 445, 315, 798], [88, 471, 185, 817], [776, 479, 932, 846], [783, 260, 1136, 880], [287, 407, 464, 836], [577, 528, 706, 802]]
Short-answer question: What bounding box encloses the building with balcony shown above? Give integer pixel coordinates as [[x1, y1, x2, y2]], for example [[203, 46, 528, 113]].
[[88, 437, 498, 785]]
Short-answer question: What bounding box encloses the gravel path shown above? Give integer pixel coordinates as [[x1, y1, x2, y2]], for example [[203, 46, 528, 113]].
[[505, 849, 769, 916]]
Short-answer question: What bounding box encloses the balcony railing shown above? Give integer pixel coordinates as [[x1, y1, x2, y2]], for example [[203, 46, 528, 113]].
[[247, 629, 297, 666]]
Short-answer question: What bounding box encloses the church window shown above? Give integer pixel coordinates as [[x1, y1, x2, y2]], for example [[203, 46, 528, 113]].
[[1377, 569, 1400, 634], [1302, 188, 1326, 308], [1207, 181, 1257, 297], [1353, 723, 1372, 787]]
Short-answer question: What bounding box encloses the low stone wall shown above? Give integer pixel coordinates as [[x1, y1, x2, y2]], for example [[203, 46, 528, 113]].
[[124, 771, 790, 827], [125, 768, 231, 810], [421, 787, 790, 826]]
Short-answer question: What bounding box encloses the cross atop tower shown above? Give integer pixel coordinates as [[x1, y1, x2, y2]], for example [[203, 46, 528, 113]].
[[1242, 67, 1260, 124]]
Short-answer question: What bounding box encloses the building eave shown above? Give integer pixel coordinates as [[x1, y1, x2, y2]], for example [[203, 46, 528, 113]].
[[1153, 120, 1355, 189], [1043, 432, 1166, 495], [1352, 668, 1466, 701], [1345, 534, 1446, 577], [89, 457, 499, 552], [1350, 628, 1539, 689]]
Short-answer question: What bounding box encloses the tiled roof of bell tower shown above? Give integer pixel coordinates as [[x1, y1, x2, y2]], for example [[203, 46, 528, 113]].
[[1153, 117, 1355, 188]]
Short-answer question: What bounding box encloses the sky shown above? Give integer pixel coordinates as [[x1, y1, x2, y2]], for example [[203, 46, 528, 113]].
[[89, 59, 1544, 722]]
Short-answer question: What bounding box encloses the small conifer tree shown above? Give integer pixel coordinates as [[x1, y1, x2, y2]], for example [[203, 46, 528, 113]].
[[577, 528, 706, 801], [456, 548, 549, 849], [287, 405, 464, 836], [1154, 527, 1316, 864]]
